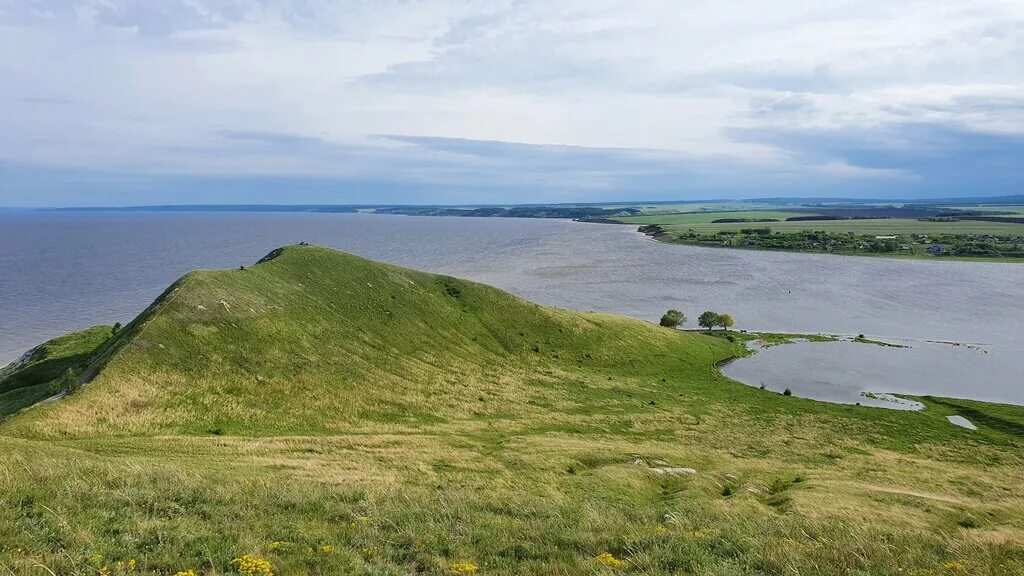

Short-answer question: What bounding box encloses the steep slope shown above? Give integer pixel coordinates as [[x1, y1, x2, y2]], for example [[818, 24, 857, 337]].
[[0, 325, 113, 416], [4, 244, 733, 437]]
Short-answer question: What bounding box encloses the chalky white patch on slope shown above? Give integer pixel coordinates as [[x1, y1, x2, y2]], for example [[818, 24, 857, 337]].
[[947, 415, 977, 430]]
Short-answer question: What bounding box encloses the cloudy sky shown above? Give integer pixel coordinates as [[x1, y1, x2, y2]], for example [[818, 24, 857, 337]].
[[1, 0, 1023, 206]]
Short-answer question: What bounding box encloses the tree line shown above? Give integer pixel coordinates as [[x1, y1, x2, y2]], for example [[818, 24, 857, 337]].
[[659, 309, 734, 330]]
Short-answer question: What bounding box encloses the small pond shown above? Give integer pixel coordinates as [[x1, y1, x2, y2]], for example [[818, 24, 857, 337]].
[[720, 336, 1019, 410]]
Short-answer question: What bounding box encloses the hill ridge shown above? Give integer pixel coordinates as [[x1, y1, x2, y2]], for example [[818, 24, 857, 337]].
[[2, 244, 735, 438]]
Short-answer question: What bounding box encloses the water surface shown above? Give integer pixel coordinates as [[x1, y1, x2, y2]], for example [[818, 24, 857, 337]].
[[721, 338, 1019, 407], [1, 212, 1021, 403]]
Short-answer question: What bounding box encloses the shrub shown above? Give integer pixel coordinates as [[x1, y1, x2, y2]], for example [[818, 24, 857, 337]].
[[783, 388, 792, 396], [62, 368, 80, 394]]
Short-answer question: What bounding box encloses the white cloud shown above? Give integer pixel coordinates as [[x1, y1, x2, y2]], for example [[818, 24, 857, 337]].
[[1, 0, 1023, 203]]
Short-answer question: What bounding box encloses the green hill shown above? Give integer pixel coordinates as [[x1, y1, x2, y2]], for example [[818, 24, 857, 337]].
[[0, 324, 114, 416], [3, 244, 733, 438], [1, 245, 1022, 575]]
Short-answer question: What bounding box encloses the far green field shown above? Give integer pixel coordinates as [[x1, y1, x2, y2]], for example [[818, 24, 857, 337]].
[[618, 211, 807, 226], [937, 205, 1024, 216], [642, 217, 1024, 236], [611, 202, 1024, 261]]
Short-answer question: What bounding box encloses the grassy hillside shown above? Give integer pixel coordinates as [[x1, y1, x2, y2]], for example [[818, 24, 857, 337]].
[[0, 324, 114, 416], [2, 245, 1023, 575]]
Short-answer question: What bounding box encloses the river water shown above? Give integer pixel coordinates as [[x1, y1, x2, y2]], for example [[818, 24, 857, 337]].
[[1, 212, 1021, 404]]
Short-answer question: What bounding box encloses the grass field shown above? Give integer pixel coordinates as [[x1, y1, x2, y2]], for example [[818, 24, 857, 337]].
[[2, 245, 1023, 575], [618, 214, 1024, 236], [616, 211, 807, 226], [936, 205, 1024, 216], [613, 202, 1024, 261]]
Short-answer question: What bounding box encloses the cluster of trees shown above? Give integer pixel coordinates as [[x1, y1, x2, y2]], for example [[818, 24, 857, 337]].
[[659, 309, 734, 331], [698, 311, 733, 330]]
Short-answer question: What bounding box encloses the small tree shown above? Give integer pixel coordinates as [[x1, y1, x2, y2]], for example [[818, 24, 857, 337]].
[[717, 313, 734, 331], [698, 311, 720, 330], [62, 368, 80, 395], [659, 309, 686, 328], [112, 322, 122, 334]]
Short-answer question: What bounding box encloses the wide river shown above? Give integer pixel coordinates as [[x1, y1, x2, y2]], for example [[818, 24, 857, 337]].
[[1, 212, 1021, 404]]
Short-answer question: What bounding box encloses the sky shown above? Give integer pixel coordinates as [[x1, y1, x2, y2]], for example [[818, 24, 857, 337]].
[[1, 0, 1023, 206]]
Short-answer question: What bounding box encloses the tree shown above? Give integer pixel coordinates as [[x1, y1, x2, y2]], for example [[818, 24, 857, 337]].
[[698, 311, 720, 330], [112, 322, 122, 334], [717, 313, 734, 331], [659, 309, 685, 328], [62, 368, 80, 395]]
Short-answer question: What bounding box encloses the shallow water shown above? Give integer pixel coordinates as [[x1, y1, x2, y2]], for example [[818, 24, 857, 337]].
[[721, 338, 1021, 407], [1, 212, 1022, 404]]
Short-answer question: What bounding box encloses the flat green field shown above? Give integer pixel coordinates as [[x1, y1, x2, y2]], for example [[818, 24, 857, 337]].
[[2, 246, 1023, 575], [936, 205, 1024, 215], [639, 217, 1024, 236], [617, 211, 807, 225], [610, 201, 1024, 260]]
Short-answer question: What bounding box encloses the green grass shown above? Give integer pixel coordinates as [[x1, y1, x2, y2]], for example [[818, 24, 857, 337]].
[[625, 217, 1024, 262], [617, 211, 808, 225], [0, 324, 113, 416], [2, 245, 1023, 575], [625, 215, 1023, 236], [936, 205, 1024, 216]]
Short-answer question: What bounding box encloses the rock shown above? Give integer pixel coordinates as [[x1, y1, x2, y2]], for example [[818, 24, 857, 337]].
[[648, 467, 696, 476], [724, 473, 739, 482]]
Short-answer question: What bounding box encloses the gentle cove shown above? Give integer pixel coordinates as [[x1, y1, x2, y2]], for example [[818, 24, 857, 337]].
[[1, 212, 1022, 404]]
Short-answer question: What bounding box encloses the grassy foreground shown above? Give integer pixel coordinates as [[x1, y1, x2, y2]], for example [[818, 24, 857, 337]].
[[1, 245, 1023, 575]]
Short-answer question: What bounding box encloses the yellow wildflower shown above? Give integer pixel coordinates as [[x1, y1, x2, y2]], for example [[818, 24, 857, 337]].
[[595, 552, 625, 569], [267, 541, 291, 551], [88, 554, 104, 566], [362, 547, 377, 560], [350, 515, 370, 528], [943, 561, 968, 573], [687, 530, 708, 540], [99, 567, 112, 576], [653, 525, 668, 535], [173, 571, 197, 576], [449, 561, 479, 574], [230, 554, 274, 576], [320, 545, 336, 554]]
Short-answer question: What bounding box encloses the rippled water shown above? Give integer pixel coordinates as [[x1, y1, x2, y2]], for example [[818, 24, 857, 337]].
[[1, 212, 1022, 403]]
